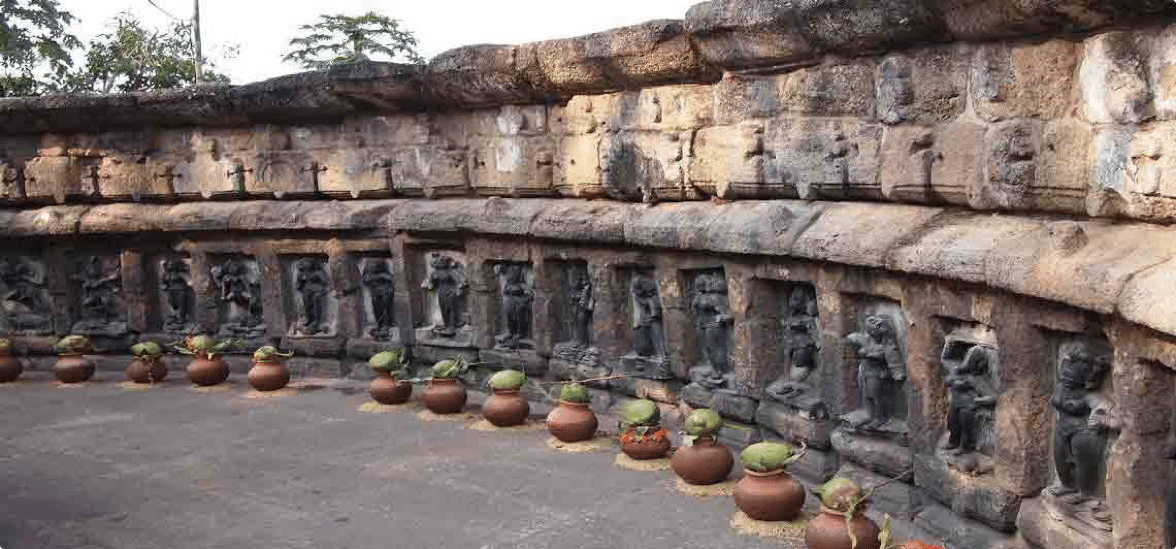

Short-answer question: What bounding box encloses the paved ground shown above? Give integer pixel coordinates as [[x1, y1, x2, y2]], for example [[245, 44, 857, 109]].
[[0, 370, 806, 549]]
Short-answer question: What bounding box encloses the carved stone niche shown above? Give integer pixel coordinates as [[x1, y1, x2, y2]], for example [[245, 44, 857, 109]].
[[550, 261, 599, 365], [358, 255, 399, 344], [479, 260, 547, 376], [281, 255, 336, 338], [0, 255, 52, 335], [68, 254, 128, 338], [614, 266, 671, 380], [413, 251, 474, 349], [679, 268, 760, 425], [209, 254, 265, 339], [152, 255, 195, 335]]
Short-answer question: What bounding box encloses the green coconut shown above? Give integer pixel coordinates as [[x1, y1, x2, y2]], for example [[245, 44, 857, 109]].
[[0, 338, 12, 356], [622, 399, 660, 426], [740, 442, 796, 473], [487, 369, 527, 390], [130, 341, 164, 358], [54, 335, 92, 354], [189, 334, 216, 353], [368, 350, 406, 371], [252, 346, 293, 362], [431, 357, 466, 379], [816, 477, 865, 512], [684, 409, 724, 437], [559, 383, 591, 404]]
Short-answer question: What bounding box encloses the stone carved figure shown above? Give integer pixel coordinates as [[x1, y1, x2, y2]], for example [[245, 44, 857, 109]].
[[0, 257, 50, 332], [422, 254, 466, 338], [766, 286, 820, 402], [1048, 341, 1115, 528], [293, 258, 330, 336], [211, 257, 264, 337], [846, 314, 905, 430], [553, 266, 599, 366], [624, 272, 672, 380], [362, 259, 395, 340], [494, 263, 534, 350], [160, 259, 192, 332], [569, 271, 594, 348], [73, 256, 122, 325], [944, 346, 996, 456], [688, 273, 735, 390]]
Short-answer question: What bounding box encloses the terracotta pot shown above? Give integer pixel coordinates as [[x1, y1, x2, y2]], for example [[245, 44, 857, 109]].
[[369, 371, 412, 404], [546, 400, 598, 442], [55, 354, 95, 384], [671, 436, 734, 485], [0, 355, 22, 383], [247, 360, 290, 392], [620, 428, 671, 460], [733, 469, 806, 521], [126, 358, 168, 384], [187, 356, 230, 386], [482, 388, 530, 427], [804, 505, 881, 549], [422, 378, 467, 414]]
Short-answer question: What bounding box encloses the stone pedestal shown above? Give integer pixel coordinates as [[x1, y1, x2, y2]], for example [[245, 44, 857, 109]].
[[756, 400, 835, 449], [413, 325, 476, 349], [280, 335, 344, 356], [681, 383, 758, 423], [411, 345, 479, 371], [831, 427, 912, 480], [717, 419, 763, 449], [478, 347, 548, 376], [345, 337, 405, 360], [1016, 496, 1111, 549], [614, 353, 673, 380], [762, 430, 840, 484], [913, 452, 1021, 532], [835, 462, 919, 519], [913, 502, 1017, 549], [549, 357, 612, 389]]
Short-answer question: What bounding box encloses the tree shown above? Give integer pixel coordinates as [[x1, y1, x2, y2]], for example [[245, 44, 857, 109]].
[[59, 11, 234, 94], [283, 12, 424, 71], [0, 0, 82, 97]]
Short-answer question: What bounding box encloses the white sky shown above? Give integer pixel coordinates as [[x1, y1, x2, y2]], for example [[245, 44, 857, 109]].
[[57, 0, 700, 84]]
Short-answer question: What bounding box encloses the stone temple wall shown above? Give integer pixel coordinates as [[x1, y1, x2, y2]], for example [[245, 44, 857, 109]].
[[5, 1, 1176, 548]]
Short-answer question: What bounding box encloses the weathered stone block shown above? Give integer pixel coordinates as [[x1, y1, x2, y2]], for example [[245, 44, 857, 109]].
[[913, 502, 1017, 549], [246, 151, 317, 198], [879, 125, 936, 203], [23, 156, 95, 203], [755, 400, 835, 449], [930, 121, 987, 205], [554, 134, 602, 197], [471, 135, 555, 198], [711, 74, 779, 125], [426, 44, 539, 108], [96, 155, 172, 200], [779, 63, 875, 118], [972, 40, 1079, 122], [599, 131, 692, 201], [317, 148, 391, 199], [172, 154, 243, 199], [877, 45, 970, 125], [765, 118, 883, 201], [387, 146, 469, 198], [1032, 119, 1092, 214], [1016, 497, 1111, 549], [688, 122, 768, 199], [913, 453, 1022, 532], [979, 119, 1043, 210], [1080, 31, 1153, 124], [1087, 126, 1133, 217], [1148, 24, 1176, 120], [478, 348, 548, 377], [0, 162, 25, 201], [831, 428, 912, 480]]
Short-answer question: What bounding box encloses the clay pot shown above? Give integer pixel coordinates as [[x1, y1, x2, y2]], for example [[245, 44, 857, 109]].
[[546, 400, 598, 442], [126, 358, 168, 384], [55, 354, 95, 384], [671, 436, 734, 485], [187, 356, 230, 386], [369, 371, 412, 405], [733, 469, 807, 521], [0, 355, 22, 383], [482, 388, 530, 427], [422, 378, 467, 414], [247, 360, 290, 392], [620, 428, 672, 460], [804, 506, 881, 549]]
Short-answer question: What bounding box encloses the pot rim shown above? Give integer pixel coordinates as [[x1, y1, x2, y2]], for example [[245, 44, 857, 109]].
[[251, 360, 286, 367], [818, 504, 867, 517], [429, 377, 461, 385], [491, 388, 522, 395], [57, 353, 87, 358], [742, 468, 790, 478], [559, 399, 591, 408]]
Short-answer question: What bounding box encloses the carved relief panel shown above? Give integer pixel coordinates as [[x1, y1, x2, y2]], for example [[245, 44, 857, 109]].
[[210, 255, 265, 338], [0, 255, 52, 334], [69, 255, 127, 337], [281, 255, 336, 337]]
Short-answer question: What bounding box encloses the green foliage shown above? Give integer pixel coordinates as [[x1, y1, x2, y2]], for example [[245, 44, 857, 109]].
[[0, 0, 81, 97], [368, 349, 405, 370], [252, 346, 293, 362], [53, 335, 91, 354], [559, 383, 591, 404], [283, 11, 423, 70], [621, 399, 660, 427], [56, 11, 233, 94], [684, 409, 723, 438], [487, 369, 526, 390], [130, 341, 164, 359], [0, 338, 11, 355], [739, 442, 798, 473], [174, 334, 241, 359], [878, 514, 893, 549], [431, 357, 468, 379], [815, 477, 865, 513]]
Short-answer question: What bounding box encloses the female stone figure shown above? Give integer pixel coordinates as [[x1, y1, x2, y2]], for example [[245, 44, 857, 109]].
[[944, 346, 996, 455], [75, 256, 121, 324], [161, 259, 191, 332], [362, 259, 395, 340], [496, 263, 533, 349], [1048, 342, 1114, 525], [689, 273, 734, 390], [211, 258, 263, 335], [570, 272, 594, 348], [846, 314, 905, 430], [767, 286, 819, 401], [294, 258, 330, 335], [630, 273, 665, 359], [422, 254, 466, 338]]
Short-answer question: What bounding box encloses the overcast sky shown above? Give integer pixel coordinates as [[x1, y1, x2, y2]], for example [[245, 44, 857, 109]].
[[57, 0, 700, 84]]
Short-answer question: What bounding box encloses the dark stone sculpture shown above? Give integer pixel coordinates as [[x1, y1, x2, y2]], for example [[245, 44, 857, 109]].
[[70, 256, 127, 336], [0, 256, 51, 333], [845, 314, 905, 430], [569, 271, 594, 348], [625, 272, 671, 379], [293, 258, 330, 336], [688, 273, 734, 390], [766, 286, 820, 402], [211, 257, 264, 338], [1047, 341, 1115, 528], [422, 254, 466, 338], [160, 258, 192, 333], [494, 263, 533, 350], [362, 258, 395, 340], [944, 346, 996, 456], [553, 266, 599, 367]]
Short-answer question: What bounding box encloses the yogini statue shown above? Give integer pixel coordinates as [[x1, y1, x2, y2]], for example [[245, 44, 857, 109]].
[[74, 256, 121, 324], [846, 314, 905, 430], [294, 258, 330, 335], [422, 254, 466, 338], [766, 286, 819, 402], [569, 272, 594, 348], [495, 263, 533, 349], [631, 273, 665, 360], [362, 259, 395, 340], [0, 257, 46, 313], [211, 258, 263, 335], [943, 346, 996, 455], [1048, 342, 1115, 525], [160, 259, 191, 332], [688, 273, 734, 390]]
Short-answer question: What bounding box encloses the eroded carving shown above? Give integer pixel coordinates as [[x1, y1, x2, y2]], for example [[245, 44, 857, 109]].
[[688, 272, 734, 390], [936, 327, 1000, 476], [844, 313, 906, 431], [0, 256, 51, 334], [361, 258, 396, 341], [292, 257, 331, 336], [160, 258, 194, 333], [621, 271, 671, 380], [71, 255, 127, 336], [553, 264, 598, 365], [421, 253, 467, 339], [765, 285, 824, 417], [211, 257, 264, 338], [494, 262, 534, 350]]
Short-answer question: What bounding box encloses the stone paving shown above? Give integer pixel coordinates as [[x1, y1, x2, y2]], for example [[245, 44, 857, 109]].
[[0, 371, 822, 549]]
